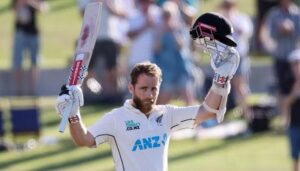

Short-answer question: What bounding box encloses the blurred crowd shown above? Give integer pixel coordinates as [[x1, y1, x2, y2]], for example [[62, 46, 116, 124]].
[[3, 0, 300, 169]]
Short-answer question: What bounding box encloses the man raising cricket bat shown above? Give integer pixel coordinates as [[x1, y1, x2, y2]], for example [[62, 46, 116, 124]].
[[56, 2, 102, 133], [55, 12, 240, 171]]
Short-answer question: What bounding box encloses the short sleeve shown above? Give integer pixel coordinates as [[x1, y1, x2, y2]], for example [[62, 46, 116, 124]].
[[165, 105, 200, 132], [88, 112, 115, 146]]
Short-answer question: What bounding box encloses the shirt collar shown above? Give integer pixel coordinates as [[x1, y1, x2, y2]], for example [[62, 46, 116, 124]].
[[124, 99, 161, 116]]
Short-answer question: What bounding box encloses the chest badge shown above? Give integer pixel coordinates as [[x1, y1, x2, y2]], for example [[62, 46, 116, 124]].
[[125, 120, 140, 131], [156, 114, 163, 126]]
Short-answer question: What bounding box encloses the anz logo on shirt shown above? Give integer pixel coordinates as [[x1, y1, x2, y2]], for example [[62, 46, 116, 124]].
[[132, 133, 167, 151], [125, 120, 140, 131]]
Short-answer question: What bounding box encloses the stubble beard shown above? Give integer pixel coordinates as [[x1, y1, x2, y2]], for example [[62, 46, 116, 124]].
[[132, 96, 155, 114]]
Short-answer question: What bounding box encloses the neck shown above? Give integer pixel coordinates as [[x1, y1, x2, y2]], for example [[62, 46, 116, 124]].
[[131, 101, 153, 116]]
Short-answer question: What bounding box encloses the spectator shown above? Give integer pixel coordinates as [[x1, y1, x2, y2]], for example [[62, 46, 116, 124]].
[[155, 0, 198, 26], [77, 0, 134, 103], [255, 0, 277, 54], [154, 1, 196, 105], [127, 0, 162, 70], [286, 49, 300, 171], [11, 0, 49, 96], [218, 0, 254, 120], [263, 0, 300, 123]]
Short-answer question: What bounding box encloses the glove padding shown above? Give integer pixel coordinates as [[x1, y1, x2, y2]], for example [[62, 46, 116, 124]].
[[211, 47, 240, 85], [55, 85, 84, 118]]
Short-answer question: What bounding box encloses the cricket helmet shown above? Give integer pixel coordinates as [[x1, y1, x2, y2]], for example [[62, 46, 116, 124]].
[[190, 12, 239, 71], [190, 12, 237, 47]]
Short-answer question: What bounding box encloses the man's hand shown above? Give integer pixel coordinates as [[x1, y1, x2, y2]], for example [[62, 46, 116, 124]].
[[55, 85, 84, 119], [212, 47, 240, 85], [205, 47, 239, 123]]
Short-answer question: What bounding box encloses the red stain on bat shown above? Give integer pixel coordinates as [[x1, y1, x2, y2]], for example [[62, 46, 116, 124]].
[[80, 25, 90, 47]]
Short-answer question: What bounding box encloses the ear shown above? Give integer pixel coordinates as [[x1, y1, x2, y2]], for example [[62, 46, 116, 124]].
[[128, 84, 134, 94]]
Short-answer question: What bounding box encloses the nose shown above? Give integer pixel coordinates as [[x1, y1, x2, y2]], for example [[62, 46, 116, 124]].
[[145, 89, 154, 98]]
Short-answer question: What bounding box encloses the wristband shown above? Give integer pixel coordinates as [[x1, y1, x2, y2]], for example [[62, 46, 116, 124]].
[[203, 101, 219, 114], [211, 82, 230, 96], [68, 115, 80, 124]]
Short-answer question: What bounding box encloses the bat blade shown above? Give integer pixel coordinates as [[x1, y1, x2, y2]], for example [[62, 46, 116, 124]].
[[59, 2, 102, 133]]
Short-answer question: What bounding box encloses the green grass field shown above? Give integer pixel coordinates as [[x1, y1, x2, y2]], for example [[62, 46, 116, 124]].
[[0, 0, 290, 170]]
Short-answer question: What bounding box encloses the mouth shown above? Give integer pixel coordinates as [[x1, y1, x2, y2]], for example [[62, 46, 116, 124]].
[[144, 99, 154, 104]]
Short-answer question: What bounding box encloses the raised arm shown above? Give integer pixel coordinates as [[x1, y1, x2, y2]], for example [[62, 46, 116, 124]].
[[189, 12, 240, 126], [55, 85, 96, 147], [127, 15, 154, 39], [195, 83, 231, 125], [69, 118, 95, 147], [194, 47, 239, 126]]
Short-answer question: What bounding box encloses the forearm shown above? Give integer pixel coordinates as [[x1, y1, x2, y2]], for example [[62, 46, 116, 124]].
[[69, 119, 95, 147], [105, 0, 126, 19], [128, 25, 148, 39], [204, 87, 222, 111], [56, 85, 95, 146], [195, 106, 217, 124], [195, 88, 223, 125], [196, 82, 230, 125]]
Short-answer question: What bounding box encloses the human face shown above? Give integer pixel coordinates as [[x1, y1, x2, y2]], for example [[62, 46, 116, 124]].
[[129, 73, 160, 115], [140, 0, 153, 13]]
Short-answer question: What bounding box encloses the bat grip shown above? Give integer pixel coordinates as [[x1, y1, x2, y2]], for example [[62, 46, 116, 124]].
[[58, 56, 83, 133], [58, 101, 72, 133]]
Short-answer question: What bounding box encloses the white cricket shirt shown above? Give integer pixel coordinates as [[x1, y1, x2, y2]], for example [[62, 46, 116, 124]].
[[88, 100, 199, 171]]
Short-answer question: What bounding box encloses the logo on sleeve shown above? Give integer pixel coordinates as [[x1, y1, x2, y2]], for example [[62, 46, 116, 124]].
[[125, 120, 140, 131], [132, 133, 167, 151]]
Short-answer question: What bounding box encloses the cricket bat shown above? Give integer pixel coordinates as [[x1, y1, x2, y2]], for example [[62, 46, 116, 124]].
[[59, 2, 102, 133]]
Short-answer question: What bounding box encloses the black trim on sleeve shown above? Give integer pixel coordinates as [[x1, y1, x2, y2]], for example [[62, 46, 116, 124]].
[[181, 119, 195, 122], [170, 124, 179, 129], [95, 134, 125, 171], [170, 118, 195, 130]]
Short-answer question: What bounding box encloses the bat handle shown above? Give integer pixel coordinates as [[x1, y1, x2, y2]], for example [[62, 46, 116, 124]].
[[58, 103, 72, 133]]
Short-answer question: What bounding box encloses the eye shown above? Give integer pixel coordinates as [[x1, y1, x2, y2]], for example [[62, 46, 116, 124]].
[[152, 87, 158, 92], [140, 87, 147, 91]]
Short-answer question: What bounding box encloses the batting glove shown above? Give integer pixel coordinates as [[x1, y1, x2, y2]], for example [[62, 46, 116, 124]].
[[212, 47, 240, 85], [203, 47, 239, 123], [55, 85, 84, 118]]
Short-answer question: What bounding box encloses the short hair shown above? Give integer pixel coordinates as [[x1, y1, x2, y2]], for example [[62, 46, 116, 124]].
[[130, 62, 162, 85]]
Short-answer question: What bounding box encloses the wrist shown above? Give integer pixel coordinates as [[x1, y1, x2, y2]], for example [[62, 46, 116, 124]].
[[68, 115, 80, 124], [213, 72, 229, 85], [213, 81, 225, 88], [211, 81, 231, 96]]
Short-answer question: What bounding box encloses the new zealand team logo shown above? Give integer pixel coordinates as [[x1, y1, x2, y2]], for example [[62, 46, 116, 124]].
[[155, 114, 163, 126], [125, 120, 140, 131]]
